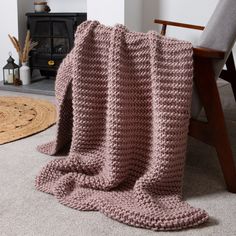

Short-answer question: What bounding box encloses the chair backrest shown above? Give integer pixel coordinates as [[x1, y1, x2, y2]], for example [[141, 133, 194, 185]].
[[198, 0, 236, 78]]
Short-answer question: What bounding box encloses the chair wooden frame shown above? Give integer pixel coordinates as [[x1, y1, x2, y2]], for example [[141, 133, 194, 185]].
[[154, 19, 236, 193]]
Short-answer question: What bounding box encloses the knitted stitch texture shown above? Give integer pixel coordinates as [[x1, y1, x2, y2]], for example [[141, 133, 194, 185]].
[[35, 21, 209, 231]]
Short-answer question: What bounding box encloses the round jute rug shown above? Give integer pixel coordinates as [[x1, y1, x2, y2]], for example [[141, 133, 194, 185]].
[[0, 96, 56, 145]]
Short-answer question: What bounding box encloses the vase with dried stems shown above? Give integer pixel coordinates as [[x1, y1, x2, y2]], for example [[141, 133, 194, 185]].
[[8, 31, 38, 85]]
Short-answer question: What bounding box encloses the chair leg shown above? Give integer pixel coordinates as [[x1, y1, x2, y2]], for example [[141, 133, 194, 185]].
[[226, 52, 236, 102], [214, 129, 236, 193], [210, 96, 236, 192], [191, 57, 236, 192], [220, 52, 236, 101]]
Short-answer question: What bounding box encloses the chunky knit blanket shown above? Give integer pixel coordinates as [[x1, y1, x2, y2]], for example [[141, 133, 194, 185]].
[[36, 21, 209, 230]]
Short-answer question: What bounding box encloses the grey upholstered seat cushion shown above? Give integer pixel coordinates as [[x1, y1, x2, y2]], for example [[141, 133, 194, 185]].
[[191, 0, 236, 118]]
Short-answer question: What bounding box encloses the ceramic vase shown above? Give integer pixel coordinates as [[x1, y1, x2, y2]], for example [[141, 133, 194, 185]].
[[20, 62, 31, 85]]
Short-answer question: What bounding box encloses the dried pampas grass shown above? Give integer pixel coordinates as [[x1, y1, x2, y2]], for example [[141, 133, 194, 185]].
[[8, 31, 38, 63]]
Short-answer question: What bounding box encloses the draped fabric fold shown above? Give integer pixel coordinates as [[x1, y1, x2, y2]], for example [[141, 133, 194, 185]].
[[35, 21, 208, 230]]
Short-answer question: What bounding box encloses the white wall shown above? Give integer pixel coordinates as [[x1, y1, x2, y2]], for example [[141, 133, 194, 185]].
[[87, 0, 143, 31], [86, 0, 220, 44], [142, 0, 236, 53], [0, 0, 19, 81], [125, 0, 143, 32], [47, 0, 87, 12], [142, 0, 218, 44], [0, 0, 33, 81], [18, 0, 34, 48], [87, 0, 125, 26]]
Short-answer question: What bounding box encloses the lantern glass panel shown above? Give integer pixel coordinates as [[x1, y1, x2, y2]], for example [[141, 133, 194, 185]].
[[14, 68, 19, 79], [4, 69, 14, 84]]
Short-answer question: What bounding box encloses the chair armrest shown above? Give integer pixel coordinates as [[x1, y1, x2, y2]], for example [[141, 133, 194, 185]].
[[154, 19, 205, 31], [154, 19, 224, 59], [193, 47, 225, 59]]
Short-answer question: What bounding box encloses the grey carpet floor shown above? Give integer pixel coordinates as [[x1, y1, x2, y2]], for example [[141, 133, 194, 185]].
[[0, 82, 236, 236]]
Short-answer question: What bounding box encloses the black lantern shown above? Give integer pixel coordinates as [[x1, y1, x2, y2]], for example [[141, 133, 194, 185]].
[[3, 53, 20, 85]]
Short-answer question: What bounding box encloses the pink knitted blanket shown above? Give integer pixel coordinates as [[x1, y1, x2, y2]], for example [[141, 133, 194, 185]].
[[36, 21, 208, 230]]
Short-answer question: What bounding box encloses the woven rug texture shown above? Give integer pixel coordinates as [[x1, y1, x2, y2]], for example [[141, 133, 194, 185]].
[[35, 21, 208, 231], [0, 96, 56, 145]]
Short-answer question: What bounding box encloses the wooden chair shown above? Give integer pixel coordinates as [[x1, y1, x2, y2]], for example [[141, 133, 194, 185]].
[[154, 0, 236, 193]]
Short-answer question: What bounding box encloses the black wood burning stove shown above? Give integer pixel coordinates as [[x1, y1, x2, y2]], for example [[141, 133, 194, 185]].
[[26, 13, 87, 77]]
